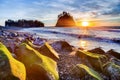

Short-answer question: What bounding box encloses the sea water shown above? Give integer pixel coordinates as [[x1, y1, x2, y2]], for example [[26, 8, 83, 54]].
[[17, 27, 120, 52]]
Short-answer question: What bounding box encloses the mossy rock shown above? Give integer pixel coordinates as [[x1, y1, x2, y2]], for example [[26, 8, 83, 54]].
[[103, 62, 120, 80], [76, 50, 108, 72], [0, 42, 26, 80], [70, 64, 103, 80], [24, 40, 59, 61], [39, 42, 59, 61], [15, 43, 59, 80]]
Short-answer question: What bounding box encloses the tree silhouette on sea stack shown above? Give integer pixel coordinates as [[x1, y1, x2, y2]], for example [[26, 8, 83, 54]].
[[55, 11, 76, 27]]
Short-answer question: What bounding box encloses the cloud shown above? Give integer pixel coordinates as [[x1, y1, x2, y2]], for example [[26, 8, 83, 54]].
[[0, 0, 120, 26]]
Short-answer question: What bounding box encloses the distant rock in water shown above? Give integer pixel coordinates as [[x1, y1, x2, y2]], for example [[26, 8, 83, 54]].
[[5, 19, 44, 27], [55, 11, 76, 27]]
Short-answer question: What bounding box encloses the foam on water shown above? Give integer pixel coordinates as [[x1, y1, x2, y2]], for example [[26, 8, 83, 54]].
[[17, 27, 120, 52]]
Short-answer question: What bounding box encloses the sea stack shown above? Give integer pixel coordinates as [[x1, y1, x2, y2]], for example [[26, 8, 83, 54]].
[[55, 11, 76, 27]]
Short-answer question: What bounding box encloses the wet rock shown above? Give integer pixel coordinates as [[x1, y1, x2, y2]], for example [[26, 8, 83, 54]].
[[15, 43, 59, 80], [107, 49, 120, 59], [88, 47, 105, 55], [89, 47, 110, 60], [76, 50, 108, 72], [39, 42, 59, 61], [70, 64, 103, 80], [51, 41, 73, 54], [0, 42, 26, 80], [103, 62, 120, 80], [110, 58, 120, 66]]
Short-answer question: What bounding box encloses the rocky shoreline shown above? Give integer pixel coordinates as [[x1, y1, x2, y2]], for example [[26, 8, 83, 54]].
[[0, 29, 120, 80]]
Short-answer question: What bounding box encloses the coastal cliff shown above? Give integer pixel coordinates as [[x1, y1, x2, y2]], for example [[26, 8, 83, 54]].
[[55, 11, 76, 27]]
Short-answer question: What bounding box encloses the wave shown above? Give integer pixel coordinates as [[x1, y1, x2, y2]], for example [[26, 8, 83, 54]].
[[31, 28, 120, 44]]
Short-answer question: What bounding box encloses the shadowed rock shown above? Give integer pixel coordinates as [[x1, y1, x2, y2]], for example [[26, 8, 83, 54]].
[[103, 62, 120, 80], [70, 64, 103, 80], [0, 42, 26, 80], [106, 49, 120, 59], [15, 43, 59, 80], [76, 50, 108, 72], [51, 41, 73, 54], [110, 58, 120, 66], [55, 11, 76, 27], [88, 47, 105, 55]]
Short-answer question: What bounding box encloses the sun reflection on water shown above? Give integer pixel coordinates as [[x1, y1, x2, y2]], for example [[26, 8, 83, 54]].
[[79, 40, 88, 51]]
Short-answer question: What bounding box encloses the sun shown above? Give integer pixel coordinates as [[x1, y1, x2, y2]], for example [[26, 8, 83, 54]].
[[82, 21, 89, 27]]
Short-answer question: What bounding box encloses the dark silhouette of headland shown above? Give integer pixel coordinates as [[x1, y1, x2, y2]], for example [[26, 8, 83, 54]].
[[5, 19, 44, 27]]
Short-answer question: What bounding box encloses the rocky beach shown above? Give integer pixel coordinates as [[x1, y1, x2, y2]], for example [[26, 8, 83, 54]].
[[0, 27, 120, 80]]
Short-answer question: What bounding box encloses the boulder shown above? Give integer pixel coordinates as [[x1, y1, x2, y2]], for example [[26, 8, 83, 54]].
[[89, 47, 110, 60], [51, 41, 73, 54], [106, 49, 120, 59], [15, 43, 59, 80], [38, 42, 59, 61], [88, 47, 105, 55], [70, 64, 103, 80], [110, 58, 120, 66], [55, 11, 76, 27], [24, 40, 59, 61], [76, 50, 108, 72], [0, 42, 26, 80], [103, 62, 120, 80]]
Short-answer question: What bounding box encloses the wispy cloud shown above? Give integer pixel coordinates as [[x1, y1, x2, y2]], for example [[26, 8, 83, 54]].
[[0, 0, 120, 26]]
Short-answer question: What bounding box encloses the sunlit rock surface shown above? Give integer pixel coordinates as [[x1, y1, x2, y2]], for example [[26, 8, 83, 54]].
[[70, 64, 103, 80], [55, 11, 76, 27], [76, 50, 108, 72], [38, 42, 59, 61], [0, 42, 26, 80], [15, 43, 59, 80]]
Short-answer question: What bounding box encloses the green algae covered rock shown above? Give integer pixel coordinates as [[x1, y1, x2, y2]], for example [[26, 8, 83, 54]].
[[39, 42, 59, 61], [76, 50, 108, 72], [24, 40, 59, 61], [15, 43, 59, 80], [70, 64, 103, 80], [0, 42, 26, 80], [103, 62, 120, 80]]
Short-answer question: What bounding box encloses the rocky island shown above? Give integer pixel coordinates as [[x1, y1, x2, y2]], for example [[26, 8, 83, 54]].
[[5, 19, 44, 27], [55, 11, 76, 27]]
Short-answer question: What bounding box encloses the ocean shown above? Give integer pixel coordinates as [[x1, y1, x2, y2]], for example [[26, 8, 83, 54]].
[[8, 27, 120, 52]]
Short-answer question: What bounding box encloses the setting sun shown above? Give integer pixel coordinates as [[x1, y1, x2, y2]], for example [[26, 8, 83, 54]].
[[82, 21, 89, 27]]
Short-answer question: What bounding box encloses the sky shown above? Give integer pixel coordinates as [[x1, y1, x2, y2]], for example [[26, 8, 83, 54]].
[[0, 0, 120, 26]]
